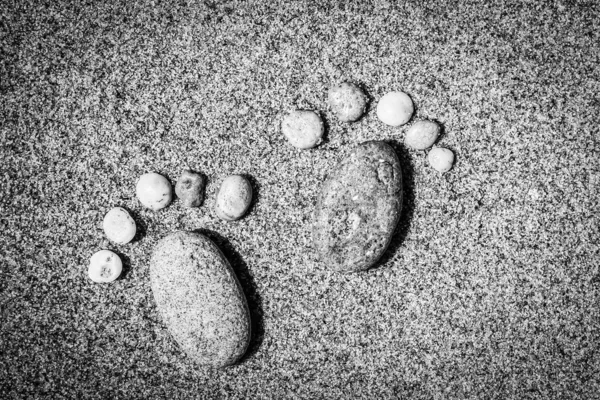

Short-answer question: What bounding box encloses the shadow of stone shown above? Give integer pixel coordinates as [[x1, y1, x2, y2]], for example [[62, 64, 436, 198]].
[[320, 111, 331, 147], [242, 174, 261, 219], [113, 250, 132, 280], [432, 118, 446, 145], [373, 140, 416, 269], [194, 228, 264, 364]]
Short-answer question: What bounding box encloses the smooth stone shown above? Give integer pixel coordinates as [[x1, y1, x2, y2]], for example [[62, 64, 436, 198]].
[[328, 82, 368, 122], [313, 141, 403, 273], [376, 91, 414, 126], [103, 207, 136, 244], [88, 249, 122, 283], [136, 172, 172, 211], [405, 120, 440, 150], [150, 231, 251, 368], [215, 175, 252, 221], [281, 110, 324, 149], [175, 170, 205, 207], [428, 147, 455, 173]]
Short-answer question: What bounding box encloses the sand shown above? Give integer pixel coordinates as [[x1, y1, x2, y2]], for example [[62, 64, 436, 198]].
[[1, 0, 599, 398]]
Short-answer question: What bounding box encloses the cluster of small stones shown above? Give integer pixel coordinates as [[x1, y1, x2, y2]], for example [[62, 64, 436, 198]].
[[88, 80, 457, 369], [280, 82, 454, 172], [282, 81, 455, 273], [89, 170, 252, 283]]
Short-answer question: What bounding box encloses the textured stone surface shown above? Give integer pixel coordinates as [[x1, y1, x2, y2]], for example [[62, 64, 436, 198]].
[[328, 82, 368, 122], [136, 172, 173, 211], [215, 175, 253, 221], [102, 207, 136, 244], [428, 147, 455, 173], [405, 120, 440, 150], [313, 141, 403, 272], [4, 1, 600, 398], [281, 110, 324, 149], [88, 249, 122, 283], [150, 231, 251, 368], [175, 170, 205, 207]]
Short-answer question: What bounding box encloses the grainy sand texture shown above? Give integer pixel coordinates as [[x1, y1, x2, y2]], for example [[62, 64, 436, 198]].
[[1, 0, 599, 398]]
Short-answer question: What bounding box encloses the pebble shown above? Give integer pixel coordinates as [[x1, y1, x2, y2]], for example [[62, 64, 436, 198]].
[[150, 231, 251, 368], [328, 82, 368, 122], [215, 175, 253, 221], [376, 91, 414, 126], [405, 120, 440, 150], [428, 147, 455, 173], [88, 249, 122, 283], [175, 170, 205, 207], [281, 110, 324, 149], [103, 207, 136, 244], [136, 172, 172, 211], [313, 141, 403, 273]]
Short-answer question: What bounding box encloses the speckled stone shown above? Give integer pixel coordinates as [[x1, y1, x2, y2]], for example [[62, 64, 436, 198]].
[[102, 207, 136, 244], [428, 147, 455, 173], [281, 110, 324, 149], [88, 249, 122, 283], [150, 231, 251, 368], [215, 175, 253, 221], [136, 172, 173, 211], [175, 170, 205, 207], [313, 141, 403, 272], [328, 82, 368, 122], [405, 120, 440, 150]]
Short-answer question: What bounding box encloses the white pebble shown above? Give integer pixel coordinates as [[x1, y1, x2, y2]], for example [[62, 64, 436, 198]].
[[103, 207, 136, 244], [88, 250, 122, 283], [136, 172, 172, 211], [281, 110, 324, 149], [428, 147, 455, 173], [376, 91, 414, 126], [405, 120, 440, 150], [215, 175, 253, 221]]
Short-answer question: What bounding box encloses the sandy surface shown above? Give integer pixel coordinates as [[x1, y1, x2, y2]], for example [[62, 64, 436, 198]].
[[1, 0, 599, 398]]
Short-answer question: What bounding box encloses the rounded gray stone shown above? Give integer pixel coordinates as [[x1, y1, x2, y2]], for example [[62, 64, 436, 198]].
[[405, 120, 440, 150], [313, 141, 403, 273], [175, 170, 205, 208], [150, 231, 251, 368], [328, 82, 368, 123], [215, 175, 253, 221], [281, 110, 324, 149], [428, 147, 455, 173]]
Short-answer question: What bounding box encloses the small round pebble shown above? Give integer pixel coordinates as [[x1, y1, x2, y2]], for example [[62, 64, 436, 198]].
[[405, 120, 441, 150], [328, 82, 368, 122], [281, 110, 324, 149], [376, 91, 414, 126], [136, 172, 172, 211], [215, 175, 253, 221], [103, 207, 136, 244], [88, 250, 122, 283], [175, 170, 205, 207], [428, 147, 455, 173]]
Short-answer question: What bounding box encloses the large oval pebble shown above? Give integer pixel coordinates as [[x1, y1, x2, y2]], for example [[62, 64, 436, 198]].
[[150, 231, 250, 368], [313, 141, 403, 273]]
